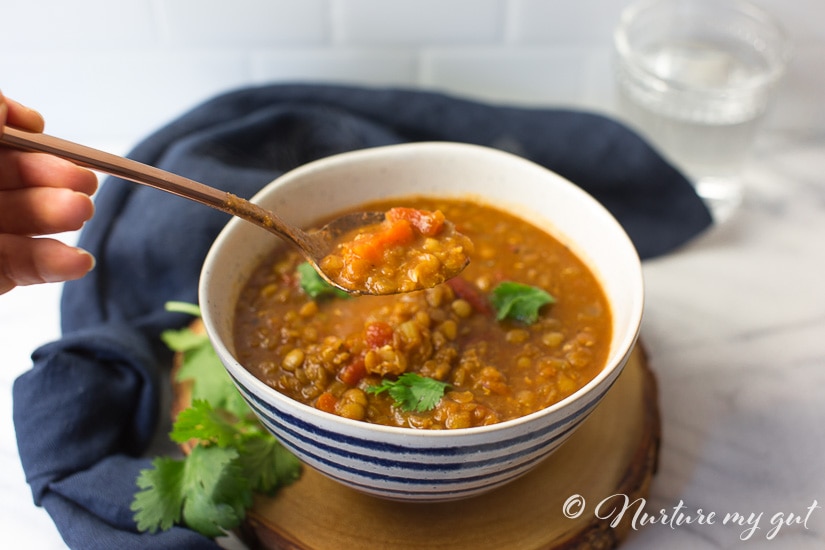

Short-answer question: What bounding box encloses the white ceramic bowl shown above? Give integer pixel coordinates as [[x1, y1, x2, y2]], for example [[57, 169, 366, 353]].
[[199, 142, 644, 502]]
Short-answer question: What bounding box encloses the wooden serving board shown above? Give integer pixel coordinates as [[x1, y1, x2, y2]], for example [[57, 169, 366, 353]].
[[174, 331, 659, 549]]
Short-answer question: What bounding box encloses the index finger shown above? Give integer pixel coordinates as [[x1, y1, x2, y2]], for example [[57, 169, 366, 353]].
[[0, 150, 99, 195], [0, 91, 46, 133]]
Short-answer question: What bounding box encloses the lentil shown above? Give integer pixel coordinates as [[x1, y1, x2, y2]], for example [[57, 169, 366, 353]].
[[320, 207, 473, 294], [234, 197, 611, 429]]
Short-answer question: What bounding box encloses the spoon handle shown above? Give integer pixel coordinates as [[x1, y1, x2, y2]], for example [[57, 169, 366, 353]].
[[0, 125, 299, 244]]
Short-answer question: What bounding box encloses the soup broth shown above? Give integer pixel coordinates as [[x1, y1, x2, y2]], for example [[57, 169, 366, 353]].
[[233, 197, 612, 429]]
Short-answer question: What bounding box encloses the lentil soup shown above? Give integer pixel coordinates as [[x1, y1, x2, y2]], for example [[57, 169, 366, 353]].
[[320, 207, 473, 295], [233, 197, 612, 429]]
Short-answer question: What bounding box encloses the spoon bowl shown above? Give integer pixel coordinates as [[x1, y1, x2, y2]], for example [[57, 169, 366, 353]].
[[0, 126, 466, 295]]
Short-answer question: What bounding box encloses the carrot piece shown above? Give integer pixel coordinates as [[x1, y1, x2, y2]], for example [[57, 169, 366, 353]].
[[316, 392, 338, 414], [380, 219, 416, 245], [350, 239, 383, 264], [351, 219, 415, 263]]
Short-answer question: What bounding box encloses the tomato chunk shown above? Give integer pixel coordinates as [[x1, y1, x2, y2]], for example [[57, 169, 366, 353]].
[[339, 358, 367, 386], [365, 321, 394, 348], [386, 207, 445, 237], [447, 277, 493, 316]]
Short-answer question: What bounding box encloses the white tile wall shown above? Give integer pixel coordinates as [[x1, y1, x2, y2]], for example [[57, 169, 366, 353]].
[[509, 0, 629, 45], [334, 0, 504, 46], [1, 0, 821, 151], [251, 49, 419, 87], [159, 0, 330, 48], [420, 47, 614, 107], [3, 0, 159, 51]]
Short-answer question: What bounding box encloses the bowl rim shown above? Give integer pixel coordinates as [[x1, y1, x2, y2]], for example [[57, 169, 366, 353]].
[[200, 141, 644, 439]]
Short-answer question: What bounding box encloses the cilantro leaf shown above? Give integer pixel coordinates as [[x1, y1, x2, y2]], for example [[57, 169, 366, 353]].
[[133, 301, 303, 538], [179, 446, 251, 538], [367, 372, 450, 412], [161, 326, 209, 353], [238, 435, 303, 495], [132, 457, 185, 533], [132, 446, 250, 538], [133, 399, 302, 537], [296, 262, 350, 299], [171, 400, 245, 448], [165, 301, 202, 317], [490, 281, 555, 324], [170, 327, 249, 420]]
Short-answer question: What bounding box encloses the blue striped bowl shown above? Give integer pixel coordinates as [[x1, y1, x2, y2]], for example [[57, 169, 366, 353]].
[[200, 142, 643, 501]]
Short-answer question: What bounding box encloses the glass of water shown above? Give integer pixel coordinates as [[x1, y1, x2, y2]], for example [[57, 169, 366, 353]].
[[614, 0, 790, 222]]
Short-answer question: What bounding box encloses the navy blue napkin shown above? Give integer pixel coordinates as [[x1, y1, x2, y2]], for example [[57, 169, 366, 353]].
[[13, 84, 711, 549]]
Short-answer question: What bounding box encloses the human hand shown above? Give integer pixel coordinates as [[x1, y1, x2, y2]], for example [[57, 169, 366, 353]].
[[0, 92, 97, 295]]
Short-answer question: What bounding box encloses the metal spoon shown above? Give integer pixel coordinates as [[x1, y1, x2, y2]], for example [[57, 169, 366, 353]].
[[0, 125, 391, 294]]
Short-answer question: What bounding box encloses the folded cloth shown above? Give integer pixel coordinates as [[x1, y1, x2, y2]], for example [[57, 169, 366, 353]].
[[13, 84, 711, 549]]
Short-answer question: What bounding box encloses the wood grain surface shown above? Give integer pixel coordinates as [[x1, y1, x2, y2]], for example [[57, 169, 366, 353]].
[[226, 345, 660, 549]]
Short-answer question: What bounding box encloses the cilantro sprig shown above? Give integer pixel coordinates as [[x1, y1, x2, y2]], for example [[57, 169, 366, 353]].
[[366, 372, 450, 413], [490, 281, 555, 324], [131, 302, 301, 538], [161, 318, 249, 420], [133, 444, 249, 537], [296, 262, 349, 299]]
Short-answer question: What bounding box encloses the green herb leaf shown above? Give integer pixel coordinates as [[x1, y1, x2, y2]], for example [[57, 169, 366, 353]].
[[165, 301, 202, 317], [132, 302, 303, 538], [367, 372, 450, 413], [296, 262, 350, 300], [168, 325, 249, 420], [161, 326, 209, 353], [131, 446, 250, 538], [237, 435, 303, 496], [170, 399, 246, 448], [180, 446, 251, 538], [490, 281, 555, 324], [131, 457, 185, 534]]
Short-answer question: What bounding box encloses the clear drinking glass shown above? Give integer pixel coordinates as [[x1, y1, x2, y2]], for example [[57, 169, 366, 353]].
[[614, 0, 790, 222]]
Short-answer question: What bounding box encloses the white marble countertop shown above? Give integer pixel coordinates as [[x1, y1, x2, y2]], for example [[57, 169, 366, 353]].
[[1, 127, 823, 548]]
